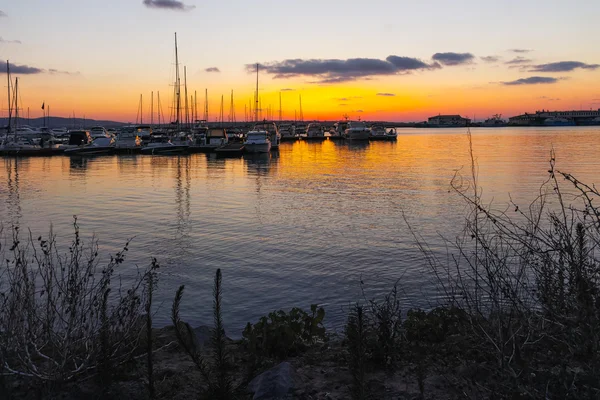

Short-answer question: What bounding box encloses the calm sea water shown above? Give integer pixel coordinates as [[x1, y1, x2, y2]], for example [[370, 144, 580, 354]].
[[0, 126, 598, 335]]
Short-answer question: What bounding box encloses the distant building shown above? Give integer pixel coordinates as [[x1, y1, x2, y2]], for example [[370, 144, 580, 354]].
[[509, 109, 600, 126], [427, 114, 471, 127]]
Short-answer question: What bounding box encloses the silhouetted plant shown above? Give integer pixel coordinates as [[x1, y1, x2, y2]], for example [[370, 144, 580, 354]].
[[367, 282, 403, 369], [345, 304, 367, 400], [171, 269, 236, 399], [242, 304, 326, 360]]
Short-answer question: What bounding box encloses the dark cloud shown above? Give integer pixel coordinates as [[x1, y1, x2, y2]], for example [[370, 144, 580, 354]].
[[0, 10, 6, 17], [48, 69, 80, 76], [0, 37, 20, 44], [481, 56, 500, 63], [376, 93, 395, 97], [506, 56, 532, 65], [509, 49, 532, 53], [385, 55, 440, 70], [280, 88, 295, 91], [529, 61, 599, 72], [142, 0, 195, 11], [0, 62, 44, 75], [431, 52, 475, 66], [205, 67, 220, 73], [502, 76, 560, 85], [247, 56, 439, 83]]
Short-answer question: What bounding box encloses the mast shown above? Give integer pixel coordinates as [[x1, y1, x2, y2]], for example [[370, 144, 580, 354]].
[[6, 61, 11, 134], [299, 94, 303, 122], [229, 90, 235, 123], [194, 90, 197, 123], [151, 91, 154, 128], [157, 91, 161, 127], [254, 63, 259, 123], [279, 92, 282, 122], [47, 105, 50, 129], [174, 32, 180, 130], [140, 94, 143, 124], [13, 77, 18, 140], [219, 94, 224, 127], [204, 89, 208, 121], [184, 66, 188, 128]]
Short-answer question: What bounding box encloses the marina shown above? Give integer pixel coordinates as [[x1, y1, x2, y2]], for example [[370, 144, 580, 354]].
[[2, 126, 598, 334]]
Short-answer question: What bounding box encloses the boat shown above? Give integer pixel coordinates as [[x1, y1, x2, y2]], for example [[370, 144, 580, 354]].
[[140, 135, 188, 155], [278, 124, 297, 141], [253, 121, 280, 148], [344, 121, 370, 140], [60, 130, 93, 150], [369, 123, 387, 140], [114, 126, 142, 152], [294, 123, 307, 136], [482, 114, 507, 127], [244, 130, 271, 153], [328, 121, 348, 140], [244, 64, 273, 154], [64, 136, 115, 156], [304, 122, 326, 141], [189, 127, 228, 152], [89, 126, 110, 139], [385, 128, 398, 140]]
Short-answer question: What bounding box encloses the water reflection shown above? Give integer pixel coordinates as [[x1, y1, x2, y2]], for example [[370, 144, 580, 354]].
[[4, 158, 22, 226], [69, 157, 89, 173]]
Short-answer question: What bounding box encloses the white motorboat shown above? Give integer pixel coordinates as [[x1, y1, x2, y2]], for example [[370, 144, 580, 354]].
[[305, 123, 325, 141], [329, 121, 348, 140], [115, 126, 142, 150], [140, 135, 188, 155], [89, 126, 110, 139], [59, 130, 93, 150], [64, 136, 115, 155], [244, 130, 271, 153], [369, 123, 387, 140], [344, 121, 370, 140], [253, 121, 280, 148], [278, 124, 297, 141], [385, 128, 398, 140]]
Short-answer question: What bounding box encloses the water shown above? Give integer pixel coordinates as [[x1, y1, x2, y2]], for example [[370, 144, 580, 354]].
[[0, 126, 599, 336]]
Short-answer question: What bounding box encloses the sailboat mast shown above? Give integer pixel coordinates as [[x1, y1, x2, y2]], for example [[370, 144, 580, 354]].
[[175, 32, 180, 130], [203, 89, 208, 121], [254, 63, 259, 123], [194, 90, 197, 123], [299, 94, 304, 122], [184, 66, 189, 128], [151, 91, 154, 128], [13, 77, 18, 139], [6, 60, 11, 134], [279, 92, 282, 122], [158, 91, 161, 126], [140, 94, 143, 124]]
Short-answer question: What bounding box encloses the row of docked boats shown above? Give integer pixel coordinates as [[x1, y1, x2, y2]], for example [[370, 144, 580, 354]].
[[0, 120, 397, 157]]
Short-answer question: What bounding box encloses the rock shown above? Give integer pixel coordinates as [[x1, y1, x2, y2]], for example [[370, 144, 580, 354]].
[[193, 325, 214, 347], [248, 362, 297, 400]]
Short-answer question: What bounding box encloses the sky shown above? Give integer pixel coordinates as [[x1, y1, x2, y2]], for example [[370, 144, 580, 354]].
[[0, 0, 599, 123]]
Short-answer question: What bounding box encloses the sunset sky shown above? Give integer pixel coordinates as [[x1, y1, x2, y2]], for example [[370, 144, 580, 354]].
[[1, 0, 599, 122]]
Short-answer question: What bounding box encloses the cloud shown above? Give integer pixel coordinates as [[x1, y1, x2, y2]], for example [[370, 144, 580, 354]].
[[0, 37, 21, 44], [506, 56, 533, 65], [205, 67, 220, 73], [48, 69, 80, 76], [481, 56, 500, 63], [539, 96, 561, 101], [431, 52, 475, 66], [529, 61, 600, 72], [142, 0, 195, 11], [0, 10, 6, 17], [0, 62, 44, 75], [356, 110, 364, 113], [509, 49, 532, 53], [339, 103, 348, 107], [502, 76, 560, 85], [280, 88, 295, 91], [247, 55, 439, 83], [376, 93, 395, 97], [335, 97, 349, 101]]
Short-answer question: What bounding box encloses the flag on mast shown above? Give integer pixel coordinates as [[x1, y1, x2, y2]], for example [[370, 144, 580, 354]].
[[41, 102, 45, 110]]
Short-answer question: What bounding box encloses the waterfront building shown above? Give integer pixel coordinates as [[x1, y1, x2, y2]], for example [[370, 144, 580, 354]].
[[427, 114, 471, 127], [509, 109, 600, 126]]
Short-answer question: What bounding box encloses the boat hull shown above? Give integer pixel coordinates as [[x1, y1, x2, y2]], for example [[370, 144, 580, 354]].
[[346, 130, 370, 140], [140, 145, 188, 155], [64, 147, 114, 156], [244, 142, 271, 153]]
